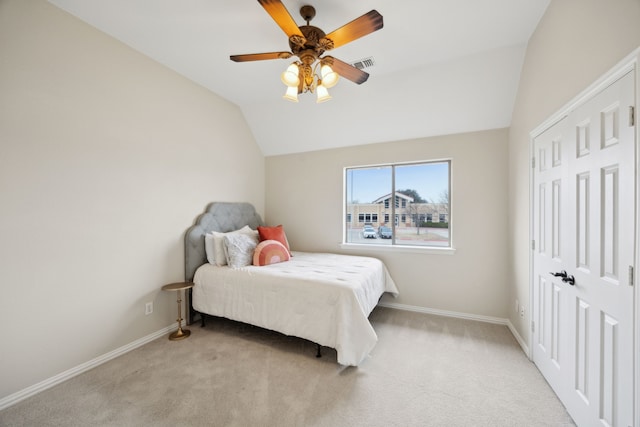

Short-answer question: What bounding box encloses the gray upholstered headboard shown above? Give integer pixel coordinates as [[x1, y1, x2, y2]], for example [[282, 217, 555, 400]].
[[184, 202, 264, 282]]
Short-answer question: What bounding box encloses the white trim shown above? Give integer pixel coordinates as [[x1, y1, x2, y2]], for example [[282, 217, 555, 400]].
[[342, 158, 454, 248], [528, 47, 640, 427], [634, 49, 640, 427], [506, 319, 529, 356], [378, 302, 529, 354], [340, 243, 456, 255], [530, 49, 639, 140], [379, 301, 507, 324], [0, 322, 180, 411], [528, 112, 536, 362]]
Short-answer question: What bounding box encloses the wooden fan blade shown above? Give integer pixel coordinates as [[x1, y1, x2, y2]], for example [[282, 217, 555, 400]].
[[324, 56, 369, 85], [324, 10, 383, 50], [230, 52, 292, 62], [258, 0, 304, 38]]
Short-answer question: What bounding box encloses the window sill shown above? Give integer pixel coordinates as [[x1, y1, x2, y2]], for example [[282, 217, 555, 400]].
[[339, 243, 456, 255]]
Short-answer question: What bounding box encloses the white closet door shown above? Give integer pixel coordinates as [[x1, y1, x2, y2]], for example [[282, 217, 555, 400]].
[[532, 115, 570, 402], [533, 71, 635, 427]]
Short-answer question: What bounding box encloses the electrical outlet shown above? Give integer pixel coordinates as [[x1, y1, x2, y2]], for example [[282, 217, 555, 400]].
[[145, 302, 153, 315], [519, 305, 525, 319]]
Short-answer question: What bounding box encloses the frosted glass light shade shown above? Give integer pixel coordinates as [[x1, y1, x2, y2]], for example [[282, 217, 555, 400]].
[[320, 64, 339, 88], [281, 63, 300, 87], [283, 85, 299, 102], [316, 84, 331, 103]]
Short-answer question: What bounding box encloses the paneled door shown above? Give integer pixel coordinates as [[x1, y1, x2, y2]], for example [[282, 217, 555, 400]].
[[532, 71, 635, 427], [532, 114, 570, 403]]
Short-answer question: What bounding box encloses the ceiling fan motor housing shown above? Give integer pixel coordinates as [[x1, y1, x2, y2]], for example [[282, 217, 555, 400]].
[[289, 25, 333, 59]]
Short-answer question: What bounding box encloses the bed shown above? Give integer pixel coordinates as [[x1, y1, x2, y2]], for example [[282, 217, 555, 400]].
[[184, 202, 399, 366]]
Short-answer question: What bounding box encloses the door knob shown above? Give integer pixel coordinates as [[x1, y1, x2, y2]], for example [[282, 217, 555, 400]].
[[550, 270, 567, 278], [562, 275, 575, 286]]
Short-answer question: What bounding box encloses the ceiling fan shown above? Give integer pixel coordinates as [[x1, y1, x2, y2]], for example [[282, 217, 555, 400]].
[[230, 0, 383, 102]]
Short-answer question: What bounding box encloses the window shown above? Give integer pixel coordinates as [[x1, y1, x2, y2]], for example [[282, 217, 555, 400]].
[[344, 160, 451, 247]]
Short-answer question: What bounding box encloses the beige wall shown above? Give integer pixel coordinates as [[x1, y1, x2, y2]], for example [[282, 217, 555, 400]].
[[508, 0, 640, 342], [265, 129, 509, 319], [0, 0, 264, 399]]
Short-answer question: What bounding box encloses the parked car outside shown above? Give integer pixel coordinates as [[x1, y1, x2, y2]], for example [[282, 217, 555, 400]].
[[378, 226, 392, 239], [362, 225, 377, 238]]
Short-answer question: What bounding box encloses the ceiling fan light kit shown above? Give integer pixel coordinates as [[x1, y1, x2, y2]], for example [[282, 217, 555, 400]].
[[283, 85, 300, 103], [280, 63, 300, 87], [280, 58, 338, 103], [315, 84, 332, 103], [320, 64, 339, 88], [230, 0, 383, 103]]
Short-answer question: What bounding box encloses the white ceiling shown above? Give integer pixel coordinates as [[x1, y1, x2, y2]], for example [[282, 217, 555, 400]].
[[48, 0, 550, 156]]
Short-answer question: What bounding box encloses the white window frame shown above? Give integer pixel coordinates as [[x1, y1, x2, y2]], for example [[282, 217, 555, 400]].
[[342, 159, 455, 255]]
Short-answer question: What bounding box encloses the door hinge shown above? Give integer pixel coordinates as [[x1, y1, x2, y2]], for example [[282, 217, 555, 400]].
[[531, 240, 535, 250], [531, 321, 535, 333], [532, 157, 536, 169], [629, 265, 634, 286], [629, 106, 635, 127]]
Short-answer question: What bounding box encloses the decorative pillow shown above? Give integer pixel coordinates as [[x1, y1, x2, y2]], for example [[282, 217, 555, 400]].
[[204, 233, 217, 264], [223, 233, 258, 268], [253, 240, 291, 266], [208, 226, 257, 266], [257, 225, 291, 255]]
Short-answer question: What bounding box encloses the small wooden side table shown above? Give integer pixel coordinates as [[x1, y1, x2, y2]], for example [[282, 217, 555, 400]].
[[161, 282, 194, 341]]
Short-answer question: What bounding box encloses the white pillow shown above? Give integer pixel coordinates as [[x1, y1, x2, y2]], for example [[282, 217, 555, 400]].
[[206, 226, 256, 266], [204, 233, 217, 264], [223, 233, 258, 268]]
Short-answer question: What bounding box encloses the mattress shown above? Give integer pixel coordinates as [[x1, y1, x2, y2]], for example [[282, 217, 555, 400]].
[[192, 251, 399, 366]]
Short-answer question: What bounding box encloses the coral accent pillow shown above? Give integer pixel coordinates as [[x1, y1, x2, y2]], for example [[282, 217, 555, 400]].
[[253, 240, 291, 266], [257, 225, 291, 255]]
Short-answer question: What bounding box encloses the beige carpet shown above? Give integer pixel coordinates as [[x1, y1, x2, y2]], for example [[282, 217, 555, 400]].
[[0, 307, 575, 426]]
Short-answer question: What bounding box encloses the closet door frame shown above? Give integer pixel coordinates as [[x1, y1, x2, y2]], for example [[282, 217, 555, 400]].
[[528, 47, 640, 427]]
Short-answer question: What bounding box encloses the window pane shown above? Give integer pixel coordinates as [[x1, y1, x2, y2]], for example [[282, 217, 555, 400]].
[[345, 166, 392, 244], [345, 161, 450, 247], [395, 162, 450, 247]]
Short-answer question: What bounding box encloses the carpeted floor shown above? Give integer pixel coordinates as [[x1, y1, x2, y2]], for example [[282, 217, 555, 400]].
[[0, 307, 575, 426]]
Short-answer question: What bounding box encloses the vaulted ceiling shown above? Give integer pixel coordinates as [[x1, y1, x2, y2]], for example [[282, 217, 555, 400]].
[[48, 0, 550, 156]]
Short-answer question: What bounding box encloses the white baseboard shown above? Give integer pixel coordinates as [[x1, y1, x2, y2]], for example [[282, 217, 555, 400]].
[[506, 319, 530, 357], [0, 322, 179, 411], [379, 302, 529, 355], [379, 301, 509, 325]]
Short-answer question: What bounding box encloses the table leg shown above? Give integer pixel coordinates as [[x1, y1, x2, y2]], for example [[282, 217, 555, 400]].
[[169, 289, 191, 340]]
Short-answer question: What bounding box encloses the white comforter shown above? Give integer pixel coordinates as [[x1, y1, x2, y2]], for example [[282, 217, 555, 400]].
[[193, 251, 398, 366]]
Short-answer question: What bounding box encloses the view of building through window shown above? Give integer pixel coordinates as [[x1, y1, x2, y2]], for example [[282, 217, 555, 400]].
[[344, 161, 450, 247]]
